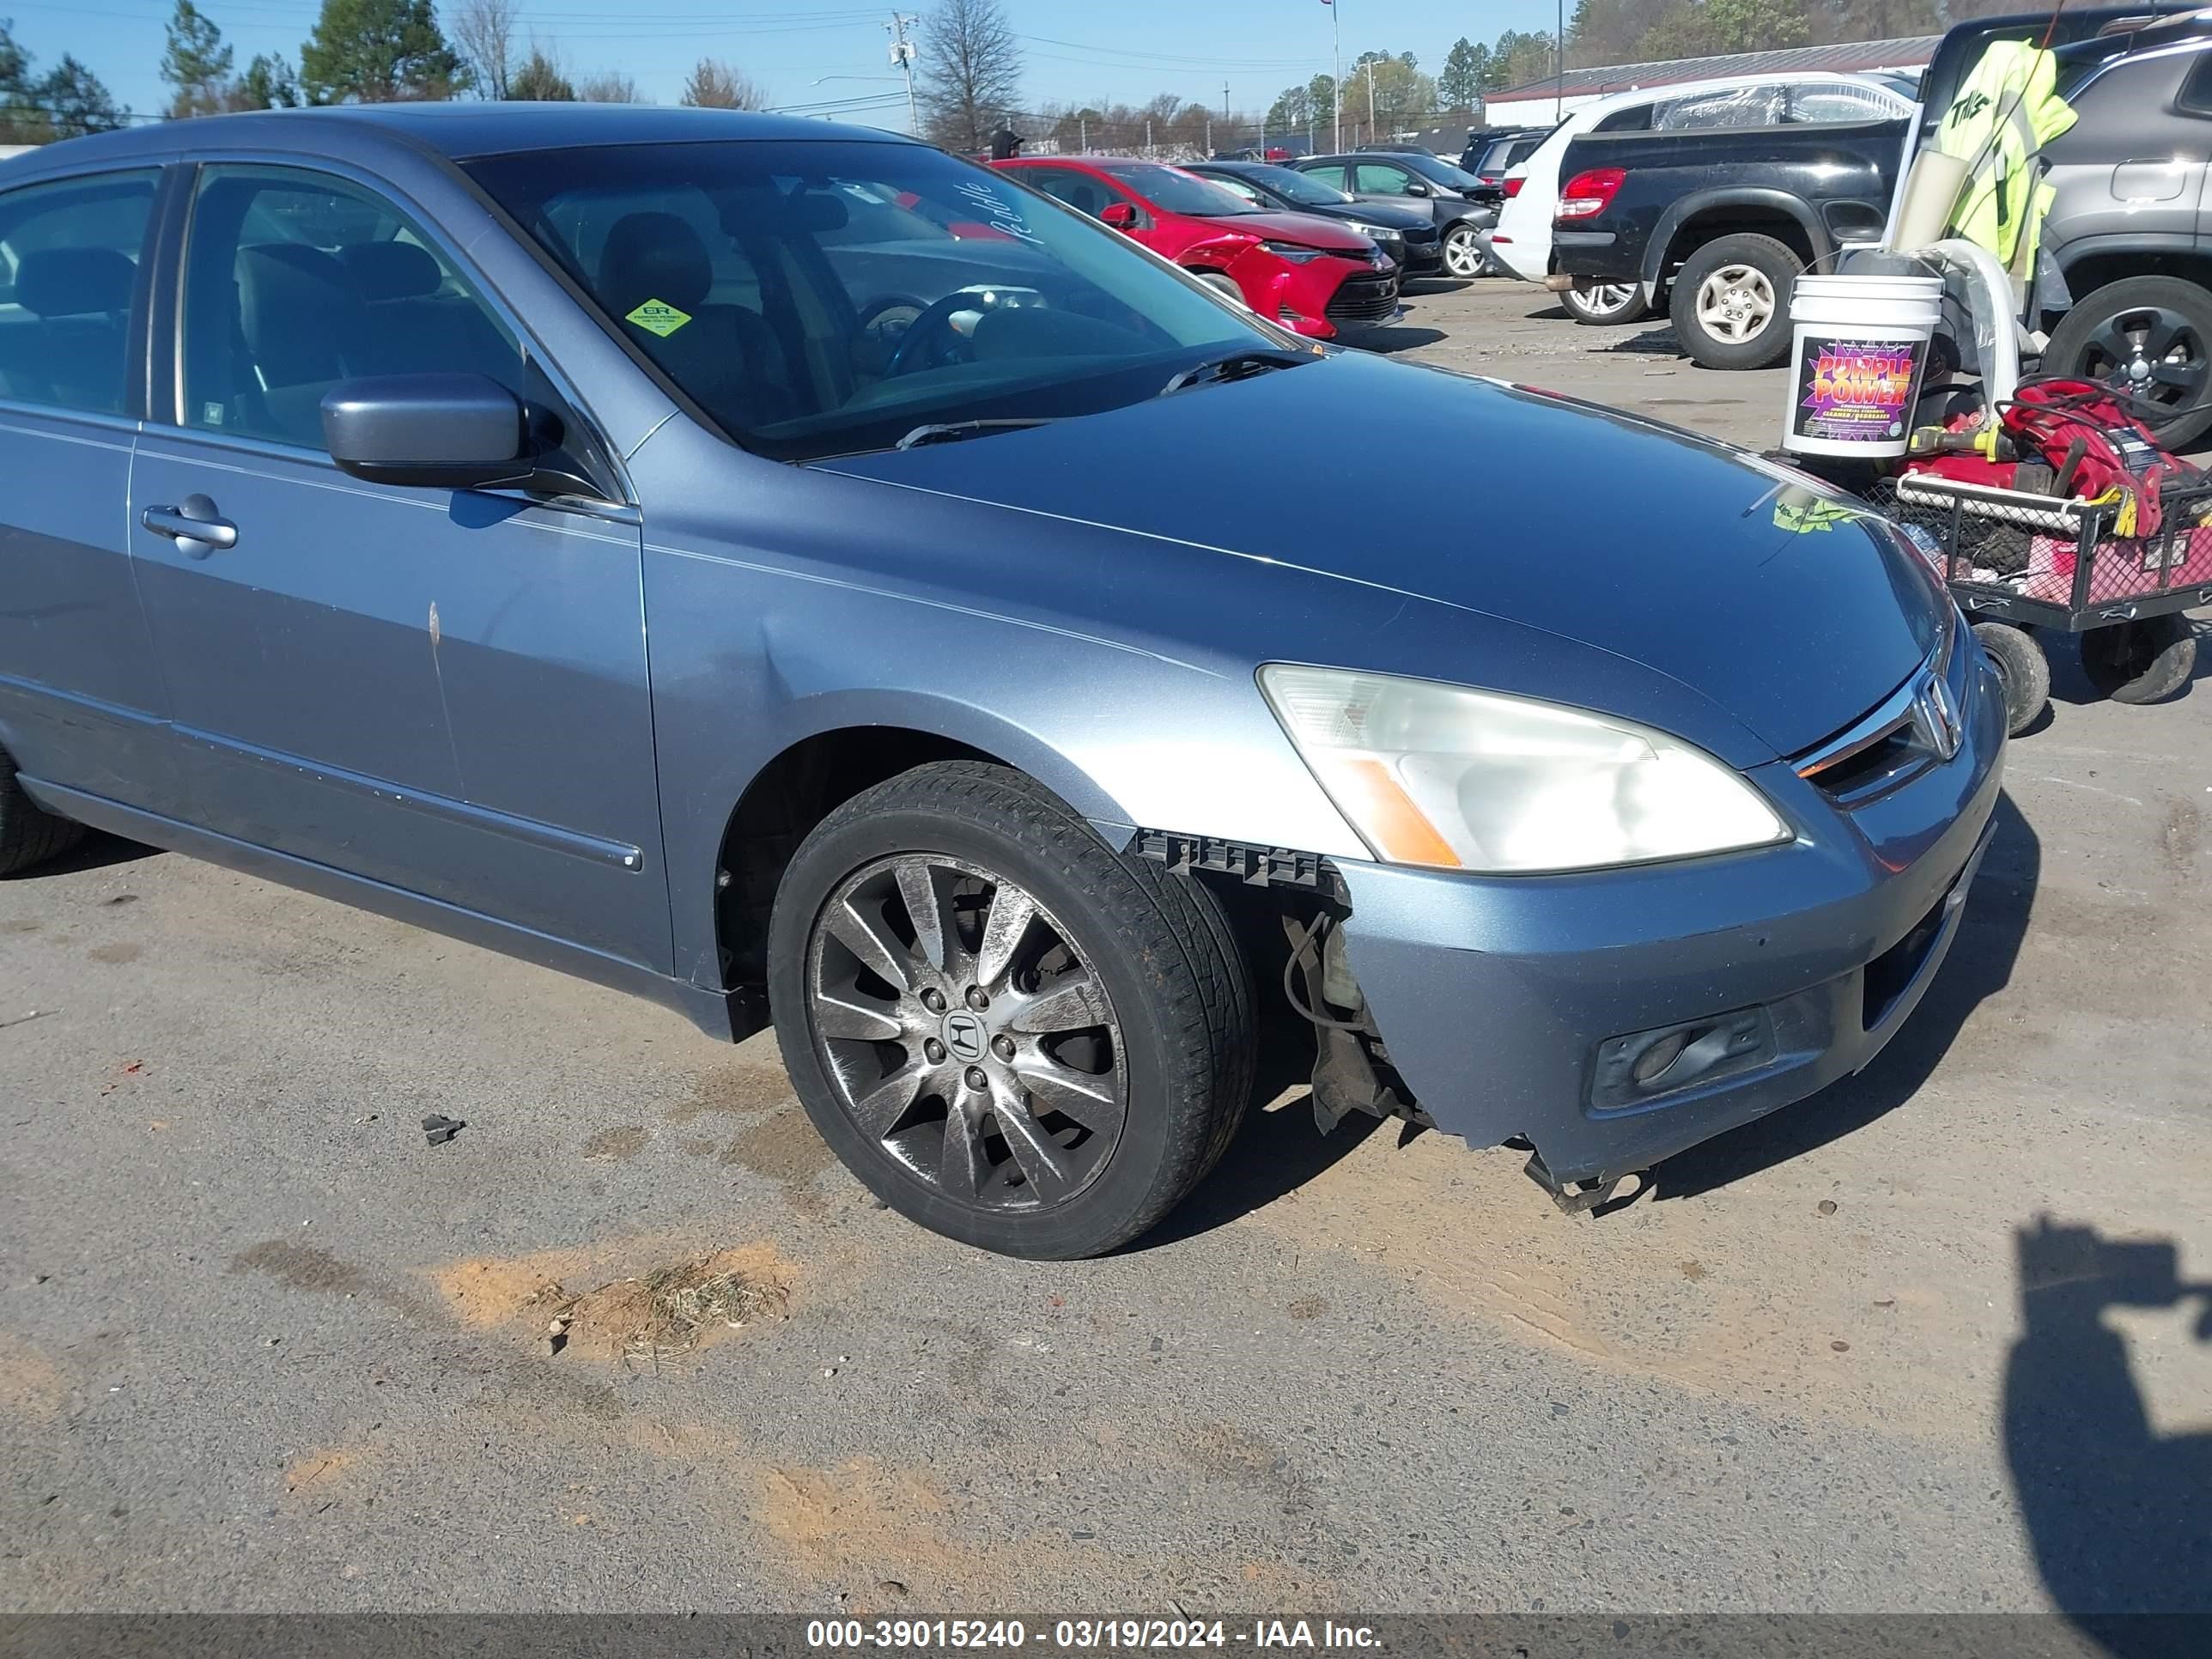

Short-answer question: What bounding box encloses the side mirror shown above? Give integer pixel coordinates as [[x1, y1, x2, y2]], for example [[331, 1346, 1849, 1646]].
[[1100, 202, 1139, 230], [321, 373, 528, 489], [1401, 180, 1433, 197]]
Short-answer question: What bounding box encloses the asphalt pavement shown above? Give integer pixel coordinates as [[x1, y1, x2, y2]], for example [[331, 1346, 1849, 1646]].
[[3, 277, 2209, 1623]]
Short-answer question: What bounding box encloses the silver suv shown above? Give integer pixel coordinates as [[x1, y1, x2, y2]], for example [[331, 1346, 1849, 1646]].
[[2041, 12, 2212, 447]]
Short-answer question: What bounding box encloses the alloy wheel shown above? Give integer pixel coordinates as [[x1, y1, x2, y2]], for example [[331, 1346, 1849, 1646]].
[[1571, 283, 1639, 319], [2077, 305, 2208, 424], [1443, 226, 1481, 278], [1693, 264, 1775, 343], [804, 853, 1127, 1212]]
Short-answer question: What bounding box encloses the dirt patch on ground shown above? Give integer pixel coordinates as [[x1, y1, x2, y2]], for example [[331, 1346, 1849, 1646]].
[[230, 1239, 378, 1298], [581, 1126, 650, 1162], [424, 1247, 586, 1328], [281, 1446, 369, 1504], [1240, 1121, 2008, 1440], [758, 1458, 975, 1597], [0, 1337, 67, 1419], [427, 1239, 797, 1362], [717, 1109, 837, 1207], [552, 1245, 795, 1362], [664, 1066, 793, 1124], [87, 942, 142, 964]]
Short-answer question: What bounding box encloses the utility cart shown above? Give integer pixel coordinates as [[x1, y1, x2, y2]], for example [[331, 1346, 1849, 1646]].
[[1869, 470, 2212, 735]]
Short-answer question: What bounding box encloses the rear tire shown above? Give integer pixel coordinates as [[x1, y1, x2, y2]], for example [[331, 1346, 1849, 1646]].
[[767, 762, 1254, 1259], [1669, 233, 1802, 370], [0, 749, 84, 876], [1563, 283, 1649, 325], [2043, 276, 2212, 452], [1973, 622, 2051, 738], [2081, 613, 2197, 705]]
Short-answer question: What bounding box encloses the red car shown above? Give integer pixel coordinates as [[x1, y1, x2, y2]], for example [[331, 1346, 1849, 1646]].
[[991, 155, 1397, 339]]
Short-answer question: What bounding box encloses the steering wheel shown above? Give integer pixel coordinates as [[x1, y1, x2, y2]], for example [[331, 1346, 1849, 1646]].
[[881, 289, 987, 378]]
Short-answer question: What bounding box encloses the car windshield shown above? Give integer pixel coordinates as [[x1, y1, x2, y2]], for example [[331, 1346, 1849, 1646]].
[[1109, 163, 1261, 217], [1400, 153, 1487, 191], [466, 141, 1281, 463], [1238, 165, 1350, 207]]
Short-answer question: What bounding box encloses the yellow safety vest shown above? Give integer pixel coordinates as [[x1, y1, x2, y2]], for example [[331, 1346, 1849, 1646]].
[[1935, 40, 2078, 272]]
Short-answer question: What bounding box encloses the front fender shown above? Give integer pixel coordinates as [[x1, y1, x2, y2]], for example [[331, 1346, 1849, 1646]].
[[629, 419, 1371, 993]]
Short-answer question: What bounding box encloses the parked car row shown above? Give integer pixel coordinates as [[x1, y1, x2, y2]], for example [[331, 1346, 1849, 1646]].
[[1495, 7, 2212, 452], [991, 155, 1405, 338]]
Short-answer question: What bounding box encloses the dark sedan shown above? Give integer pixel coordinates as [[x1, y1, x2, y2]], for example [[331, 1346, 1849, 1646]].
[[1181, 160, 1442, 275], [1292, 150, 1498, 278]]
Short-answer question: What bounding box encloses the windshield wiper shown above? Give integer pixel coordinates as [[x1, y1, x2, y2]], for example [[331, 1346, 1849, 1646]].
[[1158, 349, 1309, 398], [893, 417, 1060, 450]]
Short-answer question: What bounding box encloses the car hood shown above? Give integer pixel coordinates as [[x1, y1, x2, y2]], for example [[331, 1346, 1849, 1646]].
[[816, 351, 1942, 759], [1205, 210, 1373, 251]]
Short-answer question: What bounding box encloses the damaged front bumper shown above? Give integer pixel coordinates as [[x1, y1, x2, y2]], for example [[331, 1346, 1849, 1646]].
[[1322, 642, 2007, 1198]]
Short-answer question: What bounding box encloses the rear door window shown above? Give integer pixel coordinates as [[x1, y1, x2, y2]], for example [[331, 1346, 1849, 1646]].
[[1299, 162, 1348, 190], [0, 169, 157, 417], [1014, 167, 1116, 219], [1354, 162, 1415, 194]]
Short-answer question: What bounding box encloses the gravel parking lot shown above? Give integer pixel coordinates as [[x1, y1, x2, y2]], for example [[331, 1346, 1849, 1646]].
[[4, 275, 2209, 1624]]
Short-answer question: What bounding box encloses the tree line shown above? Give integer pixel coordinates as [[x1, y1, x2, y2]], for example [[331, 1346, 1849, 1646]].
[[0, 0, 771, 147]]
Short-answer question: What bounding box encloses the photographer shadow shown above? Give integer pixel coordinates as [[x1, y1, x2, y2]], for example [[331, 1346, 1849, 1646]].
[[2004, 1216, 2212, 1656]]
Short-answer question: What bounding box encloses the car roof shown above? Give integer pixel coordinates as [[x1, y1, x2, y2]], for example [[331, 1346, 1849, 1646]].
[[1297, 151, 1444, 164], [11, 103, 915, 172]]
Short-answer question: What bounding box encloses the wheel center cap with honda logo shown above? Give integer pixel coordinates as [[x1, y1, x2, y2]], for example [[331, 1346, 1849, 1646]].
[[941, 1010, 988, 1062]]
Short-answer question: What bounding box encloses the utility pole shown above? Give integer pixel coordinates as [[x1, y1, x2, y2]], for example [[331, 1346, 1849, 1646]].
[[1554, 0, 1565, 122], [1330, 0, 1341, 153], [1364, 58, 1376, 146], [1222, 79, 1231, 149], [1145, 116, 1153, 155], [885, 11, 919, 136]]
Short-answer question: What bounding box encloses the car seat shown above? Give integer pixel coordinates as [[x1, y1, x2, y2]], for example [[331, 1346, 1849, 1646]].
[[333, 240, 518, 388], [594, 210, 805, 425], [234, 241, 374, 446], [5, 247, 135, 414]]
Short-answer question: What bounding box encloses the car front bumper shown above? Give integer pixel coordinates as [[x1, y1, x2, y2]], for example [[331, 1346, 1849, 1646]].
[[1331, 639, 2007, 1187]]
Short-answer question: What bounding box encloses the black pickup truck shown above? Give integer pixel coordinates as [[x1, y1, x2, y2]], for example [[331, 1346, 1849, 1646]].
[[1552, 119, 1906, 369]]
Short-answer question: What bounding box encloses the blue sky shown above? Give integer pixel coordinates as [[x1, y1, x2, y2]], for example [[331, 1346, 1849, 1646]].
[[9, 0, 1565, 128]]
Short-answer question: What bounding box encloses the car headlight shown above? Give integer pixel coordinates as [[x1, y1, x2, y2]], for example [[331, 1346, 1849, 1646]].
[[1350, 223, 1402, 244], [1259, 665, 1790, 873], [1261, 240, 1334, 262]]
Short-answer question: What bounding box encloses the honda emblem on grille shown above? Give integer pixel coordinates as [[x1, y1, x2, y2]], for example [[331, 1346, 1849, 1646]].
[[1911, 670, 1961, 762]]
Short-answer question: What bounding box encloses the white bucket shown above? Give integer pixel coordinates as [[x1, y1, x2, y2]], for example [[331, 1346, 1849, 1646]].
[[1781, 272, 1943, 458]]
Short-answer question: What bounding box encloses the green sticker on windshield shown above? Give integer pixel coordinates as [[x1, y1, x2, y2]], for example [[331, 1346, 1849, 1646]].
[[626, 297, 692, 337]]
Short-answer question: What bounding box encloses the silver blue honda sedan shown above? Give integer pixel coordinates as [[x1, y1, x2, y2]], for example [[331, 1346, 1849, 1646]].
[[0, 106, 2002, 1256]]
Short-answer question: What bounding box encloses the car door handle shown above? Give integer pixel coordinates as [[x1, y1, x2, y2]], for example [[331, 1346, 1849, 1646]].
[[141, 496, 238, 555]]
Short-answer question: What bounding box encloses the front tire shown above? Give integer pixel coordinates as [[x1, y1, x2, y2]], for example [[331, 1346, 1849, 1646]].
[[2044, 276, 2212, 451], [767, 763, 1254, 1259], [1191, 270, 1246, 305], [1441, 222, 1484, 280], [0, 749, 83, 876], [1669, 233, 1802, 370], [1563, 282, 1649, 325], [2081, 613, 2197, 705]]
